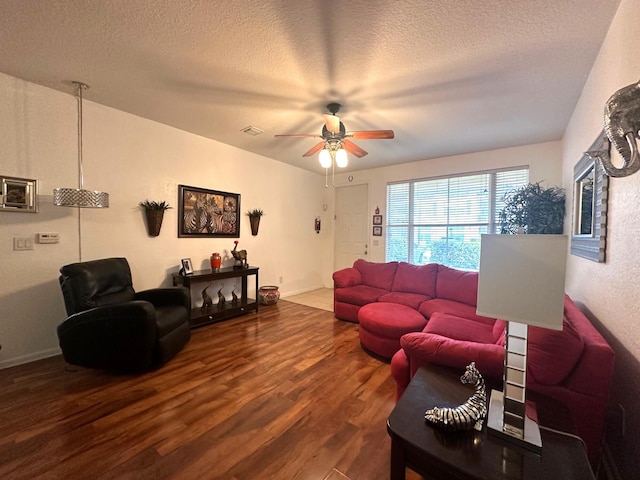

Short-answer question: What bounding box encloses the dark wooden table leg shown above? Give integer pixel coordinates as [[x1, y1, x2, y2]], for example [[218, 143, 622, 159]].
[[389, 435, 406, 480]]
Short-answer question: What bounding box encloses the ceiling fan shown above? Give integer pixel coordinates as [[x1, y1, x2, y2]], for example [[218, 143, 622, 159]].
[[274, 103, 394, 161]]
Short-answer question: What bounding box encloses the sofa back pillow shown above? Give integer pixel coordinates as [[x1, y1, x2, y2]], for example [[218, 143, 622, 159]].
[[391, 262, 438, 297], [527, 316, 584, 386], [353, 260, 398, 291], [435, 264, 479, 306]]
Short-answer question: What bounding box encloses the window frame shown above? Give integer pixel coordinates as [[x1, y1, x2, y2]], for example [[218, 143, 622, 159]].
[[386, 166, 529, 270]]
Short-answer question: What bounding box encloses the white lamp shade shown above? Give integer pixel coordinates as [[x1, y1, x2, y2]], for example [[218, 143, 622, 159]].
[[476, 234, 568, 330], [319, 149, 332, 168], [335, 148, 348, 168]]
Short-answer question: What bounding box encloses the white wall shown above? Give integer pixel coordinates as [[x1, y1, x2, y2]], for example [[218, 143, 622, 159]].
[[332, 141, 563, 262], [0, 73, 332, 368], [561, 2, 639, 474], [562, 0, 640, 360]]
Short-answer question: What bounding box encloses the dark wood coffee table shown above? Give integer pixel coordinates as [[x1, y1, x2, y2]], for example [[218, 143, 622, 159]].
[[387, 364, 595, 480]]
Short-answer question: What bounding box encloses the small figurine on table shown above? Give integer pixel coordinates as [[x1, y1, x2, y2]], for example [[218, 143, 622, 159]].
[[201, 283, 213, 311], [231, 240, 248, 269], [217, 284, 226, 309], [231, 284, 239, 305]]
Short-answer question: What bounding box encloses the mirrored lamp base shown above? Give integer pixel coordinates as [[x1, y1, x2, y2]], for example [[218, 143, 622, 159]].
[[487, 389, 542, 454]]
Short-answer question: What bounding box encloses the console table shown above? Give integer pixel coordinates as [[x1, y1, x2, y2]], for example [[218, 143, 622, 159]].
[[172, 266, 259, 328], [387, 364, 595, 480]]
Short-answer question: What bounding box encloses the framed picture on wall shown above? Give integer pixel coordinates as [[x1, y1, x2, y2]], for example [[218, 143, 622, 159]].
[[372, 214, 382, 225], [178, 185, 240, 238], [373, 226, 382, 236]]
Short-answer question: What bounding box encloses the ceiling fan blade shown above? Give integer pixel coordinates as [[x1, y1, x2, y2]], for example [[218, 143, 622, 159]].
[[341, 139, 368, 158], [347, 130, 395, 140], [323, 114, 341, 134], [274, 134, 319, 138], [302, 141, 326, 157]]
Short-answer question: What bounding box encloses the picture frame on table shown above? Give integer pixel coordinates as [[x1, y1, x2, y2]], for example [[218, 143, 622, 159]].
[[180, 258, 194, 276], [178, 184, 240, 238]]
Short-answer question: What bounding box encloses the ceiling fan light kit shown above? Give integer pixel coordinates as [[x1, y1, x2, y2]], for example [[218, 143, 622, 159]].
[[275, 103, 395, 186], [319, 149, 332, 168]]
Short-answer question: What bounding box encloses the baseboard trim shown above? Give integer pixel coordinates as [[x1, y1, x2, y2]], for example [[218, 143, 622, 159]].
[[0, 348, 61, 370]]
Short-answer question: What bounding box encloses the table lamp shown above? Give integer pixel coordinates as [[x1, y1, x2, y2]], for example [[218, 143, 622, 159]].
[[476, 234, 568, 452]]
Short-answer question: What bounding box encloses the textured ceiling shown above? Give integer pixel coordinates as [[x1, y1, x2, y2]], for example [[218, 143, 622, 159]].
[[0, 0, 621, 174]]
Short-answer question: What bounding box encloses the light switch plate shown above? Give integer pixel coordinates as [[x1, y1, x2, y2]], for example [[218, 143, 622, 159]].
[[13, 237, 34, 250]]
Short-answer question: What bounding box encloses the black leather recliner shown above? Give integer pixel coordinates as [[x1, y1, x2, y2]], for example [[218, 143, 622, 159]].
[[57, 257, 191, 372]]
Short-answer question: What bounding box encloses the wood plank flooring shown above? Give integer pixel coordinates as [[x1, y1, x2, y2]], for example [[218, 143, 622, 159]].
[[0, 300, 422, 480]]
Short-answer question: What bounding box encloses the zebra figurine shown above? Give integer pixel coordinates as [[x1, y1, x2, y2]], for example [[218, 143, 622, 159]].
[[424, 362, 487, 432]]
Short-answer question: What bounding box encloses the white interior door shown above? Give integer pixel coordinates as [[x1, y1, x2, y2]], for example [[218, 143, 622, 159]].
[[334, 183, 369, 271]]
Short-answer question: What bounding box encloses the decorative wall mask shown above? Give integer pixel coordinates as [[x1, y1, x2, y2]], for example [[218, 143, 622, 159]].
[[587, 79, 640, 177]]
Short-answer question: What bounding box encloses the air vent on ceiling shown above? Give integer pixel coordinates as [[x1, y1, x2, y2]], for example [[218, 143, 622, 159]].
[[241, 126, 264, 136]]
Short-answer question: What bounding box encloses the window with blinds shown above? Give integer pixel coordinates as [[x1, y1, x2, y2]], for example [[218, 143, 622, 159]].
[[386, 167, 529, 270]]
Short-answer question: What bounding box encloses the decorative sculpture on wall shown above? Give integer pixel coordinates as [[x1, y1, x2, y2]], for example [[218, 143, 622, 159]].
[[587, 79, 640, 177], [231, 240, 248, 269], [217, 284, 226, 309], [425, 362, 487, 432], [201, 283, 213, 311]]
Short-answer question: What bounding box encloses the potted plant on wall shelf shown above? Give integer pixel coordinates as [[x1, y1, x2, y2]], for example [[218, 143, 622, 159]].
[[499, 182, 565, 234], [140, 200, 172, 237], [247, 209, 264, 236]]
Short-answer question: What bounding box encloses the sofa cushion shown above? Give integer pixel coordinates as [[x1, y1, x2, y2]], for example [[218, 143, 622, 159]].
[[527, 316, 584, 386], [353, 259, 398, 291], [419, 298, 495, 325], [391, 262, 438, 297], [492, 319, 507, 343], [423, 312, 497, 344], [332, 267, 362, 288], [378, 292, 430, 310], [400, 332, 505, 381], [334, 285, 388, 306], [435, 265, 479, 306]]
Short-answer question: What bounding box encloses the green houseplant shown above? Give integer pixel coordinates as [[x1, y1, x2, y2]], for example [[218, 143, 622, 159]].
[[499, 182, 566, 234], [247, 209, 264, 236], [140, 200, 172, 237]]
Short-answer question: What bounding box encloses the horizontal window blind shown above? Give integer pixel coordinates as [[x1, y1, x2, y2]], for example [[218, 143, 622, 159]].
[[386, 167, 528, 270]]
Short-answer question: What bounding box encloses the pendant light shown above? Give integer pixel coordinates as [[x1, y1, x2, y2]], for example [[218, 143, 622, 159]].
[[53, 81, 109, 208]]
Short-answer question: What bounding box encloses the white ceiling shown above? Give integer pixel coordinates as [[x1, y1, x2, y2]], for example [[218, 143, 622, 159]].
[[0, 0, 620, 174]]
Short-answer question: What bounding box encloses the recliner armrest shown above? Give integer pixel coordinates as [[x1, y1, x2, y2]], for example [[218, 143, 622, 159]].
[[136, 287, 190, 310], [56, 301, 158, 371]]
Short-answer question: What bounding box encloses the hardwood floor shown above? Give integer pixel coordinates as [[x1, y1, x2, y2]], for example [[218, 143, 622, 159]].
[[0, 301, 422, 480]]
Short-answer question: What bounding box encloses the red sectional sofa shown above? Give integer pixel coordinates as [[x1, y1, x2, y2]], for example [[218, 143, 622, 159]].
[[333, 259, 615, 465]]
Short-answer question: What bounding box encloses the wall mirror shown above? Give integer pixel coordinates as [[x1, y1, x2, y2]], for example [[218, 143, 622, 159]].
[[0, 175, 38, 213], [571, 131, 609, 262]]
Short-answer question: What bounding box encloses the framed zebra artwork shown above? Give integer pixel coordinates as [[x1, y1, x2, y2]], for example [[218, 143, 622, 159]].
[[178, 185, 241, 238]]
